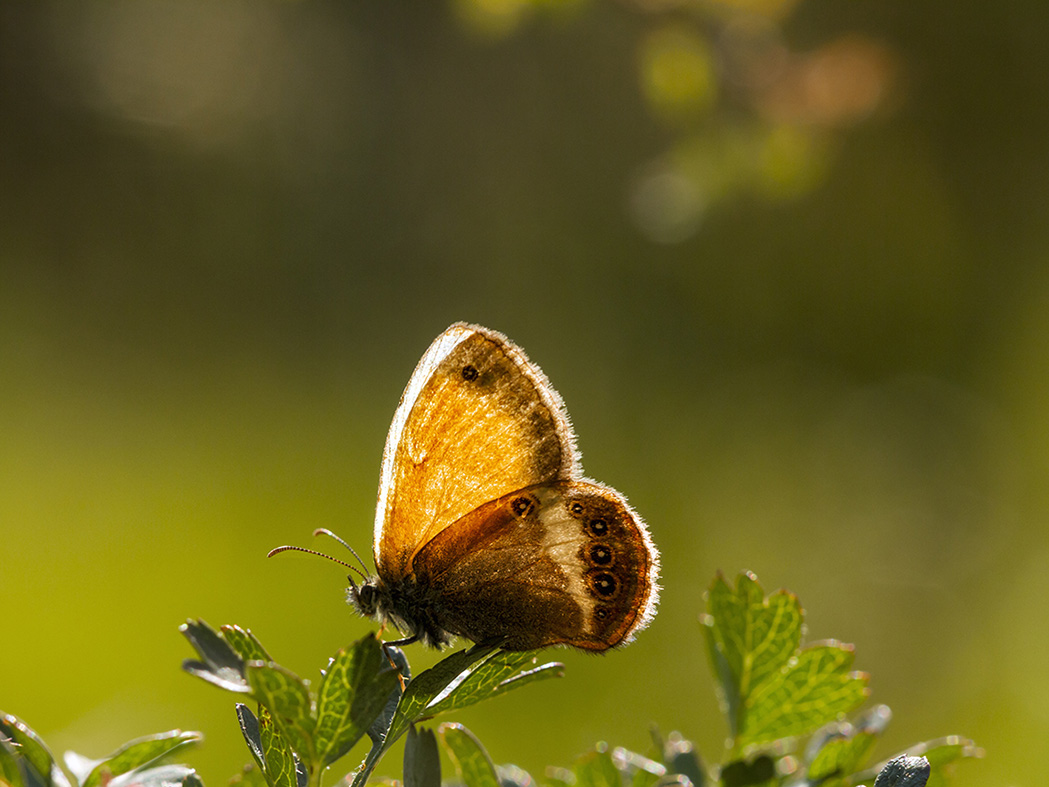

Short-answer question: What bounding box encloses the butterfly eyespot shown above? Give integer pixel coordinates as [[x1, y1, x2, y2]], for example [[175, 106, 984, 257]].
[[589, 572, 618, 598], [511, 496, 536, 518], [586, 518, 608, 536], [461, 364, 479, 381], [569, 501, 584, 516], [595, 607, 610, 620], [588, 544, 613, 566]]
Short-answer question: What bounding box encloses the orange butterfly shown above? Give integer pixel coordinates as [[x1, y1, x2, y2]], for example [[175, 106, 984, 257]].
[[276, 323, 659, 651]]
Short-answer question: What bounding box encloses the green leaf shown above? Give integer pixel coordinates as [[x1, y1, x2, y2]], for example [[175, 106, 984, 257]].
[[0, 713, 62, 787], [872, 755, 929, 787], [807, 732, 877, 783], [315, 635, 402, 767], [740, 641, 868, 747], [496, 764, 534, 787], [258, 706, 301, 787], [544, 767, 574, 787], [114, 764, 203, 787], [913, 736, 982, 768], [653, 731, 706, 787], [236, 704, 268, 776], [701, 573, 802, 739], [350, 644, 559, 787], [573, 747, 621, 787], [81, 731, 202, 787], [404, 727, 441, 787], [348, 647, 494, 787], [857, 737, 981, 787], [222, 626, 273, 663], [180, 619, 251, 694], [423, 650, 563, 719], [1, 736, 25, 787], [63, 752, 101, 786], [247, 663, 316, 768], [382, 644, 501, 750], [366, 646, 411, 748], [719, 755, 775, 787], [611, 748, 664, 787], [437, 724, 499, 787]]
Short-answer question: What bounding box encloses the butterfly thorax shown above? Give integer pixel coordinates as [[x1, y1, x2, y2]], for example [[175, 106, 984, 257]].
[[349, 575, 455, 649]]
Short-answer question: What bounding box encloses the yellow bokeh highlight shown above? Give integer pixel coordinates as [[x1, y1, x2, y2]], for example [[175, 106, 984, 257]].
[[639, 26, 717, 123], [755, 123, 830, 198], [453, 0, 588, 38], [704, 0, 801, 21]]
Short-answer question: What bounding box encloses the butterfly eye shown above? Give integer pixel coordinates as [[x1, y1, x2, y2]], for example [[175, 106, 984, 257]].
[[461, 364, 479, 381], [356, 583, 379, 615]]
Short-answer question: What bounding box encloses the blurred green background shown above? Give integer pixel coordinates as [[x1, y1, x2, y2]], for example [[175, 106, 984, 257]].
[[2, 1, 1047, 786]]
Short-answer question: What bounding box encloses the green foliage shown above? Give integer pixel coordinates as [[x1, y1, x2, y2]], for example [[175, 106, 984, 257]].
[[178, 620, 563, 787], [2, 572, 981, 787], [0, 713, 201, 787]]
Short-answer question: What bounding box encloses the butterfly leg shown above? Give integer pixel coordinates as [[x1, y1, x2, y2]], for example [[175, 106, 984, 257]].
[[381, 635, 417, 690]]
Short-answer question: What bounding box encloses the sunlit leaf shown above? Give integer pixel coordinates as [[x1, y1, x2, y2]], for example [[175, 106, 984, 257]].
[[315, 635, 401, 767], [1, 736, 26, 787], [437, 724, 499, 787], [806, 731, 876, 782], [349, 644, 557, 787], [258, 706, 300, 787], [81, 731, 202, 787], [610, 747, 664, 787], [222, 626, 272, 663], [247, 663, 316, 766], [423, 650, 563, 719], [382, 644, 500, 748], [180, 620, 251, 694], [0, 713, 62, 787], [573, 747, 620, 787], [741, 641, 868, 747], [112, 764, 203, 787], [701, 573, 802, 738]]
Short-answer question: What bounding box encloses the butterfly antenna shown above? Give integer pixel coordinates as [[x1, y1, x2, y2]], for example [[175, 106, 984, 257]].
[[266, 544, 366, 580], [312, 527, 371, 578]]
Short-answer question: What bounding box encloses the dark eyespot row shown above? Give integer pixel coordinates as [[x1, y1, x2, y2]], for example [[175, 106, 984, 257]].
[[461, 364, 479, 381], [567, 497, 626, 605]]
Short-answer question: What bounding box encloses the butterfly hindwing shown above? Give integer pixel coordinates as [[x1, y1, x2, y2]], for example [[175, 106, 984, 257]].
[[410, 482, 659, 651]]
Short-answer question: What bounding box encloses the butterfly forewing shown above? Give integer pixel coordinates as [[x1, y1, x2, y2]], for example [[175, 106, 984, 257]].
[[375, 325, 579, 582]]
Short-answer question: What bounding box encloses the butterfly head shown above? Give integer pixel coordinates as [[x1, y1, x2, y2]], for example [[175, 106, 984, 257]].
[[347, 576, 380, 618]]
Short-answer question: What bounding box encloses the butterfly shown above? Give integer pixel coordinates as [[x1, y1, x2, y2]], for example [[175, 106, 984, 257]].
[[274, 323, 659, 652]]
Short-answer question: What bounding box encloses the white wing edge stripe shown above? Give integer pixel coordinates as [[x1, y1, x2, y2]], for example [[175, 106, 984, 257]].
[[373, 324, 474, 564]]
